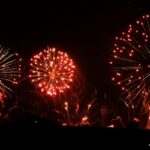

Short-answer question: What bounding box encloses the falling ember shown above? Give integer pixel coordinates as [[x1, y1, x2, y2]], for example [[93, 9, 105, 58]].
[[82, 116, 88, 122], [88, 104, 91, 110], [133, 117, 140, 123], [110, 14, 150, 103], [0, 92, 3, 102], [0, 46, 22, 97], [81, 116, 89, 125], [146, 113, 150, 129], [107, 124, 114, 128], [29, 47, 76, 97], [64, 101, 68, 111], [109, 61, 113, 65]]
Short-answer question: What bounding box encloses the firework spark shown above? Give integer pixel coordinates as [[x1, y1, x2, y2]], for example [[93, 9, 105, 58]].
[[110, 14, 150, 106], [54, 89, 113, 127], [60, 98, 92, 126], [29, 47, 76, 97], [0, 46, 22, 98]]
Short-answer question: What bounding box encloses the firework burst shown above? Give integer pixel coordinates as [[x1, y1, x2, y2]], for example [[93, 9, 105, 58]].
[[0, 46, 22, 99], [29, 47, 76, 97], [110, 14, 150, 107]]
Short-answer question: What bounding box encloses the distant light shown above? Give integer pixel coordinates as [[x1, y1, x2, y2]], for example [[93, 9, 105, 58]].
[[34, 120, 38, 124]]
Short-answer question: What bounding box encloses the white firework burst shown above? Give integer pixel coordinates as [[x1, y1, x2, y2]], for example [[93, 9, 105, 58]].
[[0, 46, 22, 98]]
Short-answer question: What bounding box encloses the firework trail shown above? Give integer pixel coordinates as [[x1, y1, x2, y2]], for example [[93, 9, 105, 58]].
[[53, 89, 115, 127]]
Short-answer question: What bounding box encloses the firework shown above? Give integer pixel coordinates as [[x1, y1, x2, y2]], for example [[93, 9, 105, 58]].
[[0, 46, 22, 99], [110, 14, 150, 106], [29, 47, 76, 97], [56, 93, 95, 126], [53, 89, 114, 127]]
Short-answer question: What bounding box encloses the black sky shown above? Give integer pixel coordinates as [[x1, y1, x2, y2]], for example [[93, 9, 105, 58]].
[[0, 0, 149, 87], [0, 0, 149, 123]]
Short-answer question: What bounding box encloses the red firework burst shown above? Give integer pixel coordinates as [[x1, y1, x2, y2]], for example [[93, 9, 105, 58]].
[[110, 14, 150, 103], [29, 47, 76, 96]]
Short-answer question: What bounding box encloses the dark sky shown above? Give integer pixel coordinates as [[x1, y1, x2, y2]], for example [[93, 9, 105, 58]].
[[0, 0, 149, 87], [0, 0, 149, 124]]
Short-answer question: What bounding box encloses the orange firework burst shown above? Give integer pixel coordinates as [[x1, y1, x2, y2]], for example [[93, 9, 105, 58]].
[[29, 47, 76, 96]]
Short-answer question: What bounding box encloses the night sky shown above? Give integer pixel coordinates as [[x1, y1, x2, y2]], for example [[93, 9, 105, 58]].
[[0, 0, 150, 126]]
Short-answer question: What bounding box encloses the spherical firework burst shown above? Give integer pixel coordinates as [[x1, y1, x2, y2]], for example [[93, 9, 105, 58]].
[[29, 47, 76, 97], [110, 14, 150, 105], [0, 46, 22, 98]]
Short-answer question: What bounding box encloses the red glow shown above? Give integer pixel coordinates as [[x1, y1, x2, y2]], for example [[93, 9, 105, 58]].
[[29, 47, 76, 97], [0, 92, 3, 102]]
